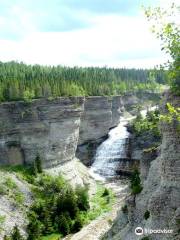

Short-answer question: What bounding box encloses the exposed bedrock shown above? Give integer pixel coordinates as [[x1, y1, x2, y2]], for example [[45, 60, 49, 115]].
[[76, 96, 123, 166], [103, 92, 180, 240], [0, 97, 86, 185], [0, 92, 160, 183]]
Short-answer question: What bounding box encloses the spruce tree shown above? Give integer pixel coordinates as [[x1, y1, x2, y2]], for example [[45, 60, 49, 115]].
[[35, 154, 43, 173], [10, 225, 24, 240]]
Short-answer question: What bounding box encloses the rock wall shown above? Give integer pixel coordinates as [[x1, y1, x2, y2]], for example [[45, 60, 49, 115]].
[[103, 92, 180, 240], [0, 97, 84, 169], [76, 96, 123, 166]]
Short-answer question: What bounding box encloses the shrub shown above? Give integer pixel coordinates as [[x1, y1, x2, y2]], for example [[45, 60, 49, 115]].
[[27, 211, 42, 240], [121, 205, 128, 214], [27, 174, 91, 239], [10, 225, 24, 240], [0, 185, 6, 195], [57, 214, 70, 236], [4, 177, 17, 190], [144, 210, 150, 220], [76, 186, 90, 211], [72, 213, 83, 232], [141, 237, 150, 240], [130, 169, 143, 195], [35, 154, 43, 173], [101, 188, 109, 197]]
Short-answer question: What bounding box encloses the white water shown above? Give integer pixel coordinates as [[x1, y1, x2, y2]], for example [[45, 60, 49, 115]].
[[89, 106, 158, 181], [89, 117, 130, 181]]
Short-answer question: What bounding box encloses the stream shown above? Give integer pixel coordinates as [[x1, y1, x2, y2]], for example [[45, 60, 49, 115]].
[[64, 107, 157, 240], [89, 117, 130, 181]]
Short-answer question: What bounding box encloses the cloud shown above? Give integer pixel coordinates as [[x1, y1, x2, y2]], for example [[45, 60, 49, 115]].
[[0, 13, 168, 68], [0, 0, 159, 40]]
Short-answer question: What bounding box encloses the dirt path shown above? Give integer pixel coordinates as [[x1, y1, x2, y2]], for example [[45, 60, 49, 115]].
[[63, 179, 129, 240]]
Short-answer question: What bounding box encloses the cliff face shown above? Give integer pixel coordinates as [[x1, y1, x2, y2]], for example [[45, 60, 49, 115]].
[[0, 96, 123, 183], [0, 97, 86, 184], [76, 96, 123, 166], [78, 97, 112, 145], [104, 92, 180, 240], [0, 93, 159, 180]]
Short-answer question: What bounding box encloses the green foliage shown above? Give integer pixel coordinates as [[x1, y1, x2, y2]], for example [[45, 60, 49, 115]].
[[160, 103, 180, 126], [0, 215, 6, 233], [35, 154, 43, 174], [144, 210, 150, 220], [76, 186, 90, 211], [0, 165, 35, 184], [1, 176, 25, 206], [40, 234, 61, 240], [141, 237, 150, 240], [31, 154, 43, 176], [0, 61, 165, 102], [121, 205, 128, 214], [4, 177, 17, 190], [27, 174, 91, 239], [145, 4, 180, 95], [23, 89, 35, 102], [131, 109, 161, 137], [101, 188, 110, 197], [86, 184, 114, 221], [10, 225, 24, 240], [130, 169, 143, 195], [3, 235, 10, 240]]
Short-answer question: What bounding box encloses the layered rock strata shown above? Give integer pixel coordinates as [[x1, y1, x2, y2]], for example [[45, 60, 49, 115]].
[[0, 97, 84, 169], [103, 92, 180, 240]]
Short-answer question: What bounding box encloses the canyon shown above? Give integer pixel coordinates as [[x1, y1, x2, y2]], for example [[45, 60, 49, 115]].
[[0, 92, 158, 182]]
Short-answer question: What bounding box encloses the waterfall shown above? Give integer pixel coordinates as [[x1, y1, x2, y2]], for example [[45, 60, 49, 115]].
[[89, 117, 130, 181]]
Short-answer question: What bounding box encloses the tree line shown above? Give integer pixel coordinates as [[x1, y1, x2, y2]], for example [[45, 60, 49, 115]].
[[0, 61, 166, 102]]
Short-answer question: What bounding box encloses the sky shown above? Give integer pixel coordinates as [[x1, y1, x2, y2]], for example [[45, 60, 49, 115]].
[[0, 0, 177, 68]]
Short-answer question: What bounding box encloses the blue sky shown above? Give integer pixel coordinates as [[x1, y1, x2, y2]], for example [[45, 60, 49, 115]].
[[0, 0, 175, 68]]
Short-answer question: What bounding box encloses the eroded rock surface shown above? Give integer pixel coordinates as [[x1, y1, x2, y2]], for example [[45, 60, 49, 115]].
[[0, 97, 84, 168], [103, 92, 180, 240]]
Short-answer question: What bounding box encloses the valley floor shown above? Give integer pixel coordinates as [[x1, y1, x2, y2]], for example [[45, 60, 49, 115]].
[[63, 179, 129, 240]]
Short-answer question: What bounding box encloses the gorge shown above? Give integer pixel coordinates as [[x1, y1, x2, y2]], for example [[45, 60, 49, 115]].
[[0, 91, 179, 240]]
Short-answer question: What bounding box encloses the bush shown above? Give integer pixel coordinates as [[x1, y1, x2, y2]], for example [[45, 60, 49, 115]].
[[141, 237, 150, 240], [57, 214, 70, 236], [35, 154, 43, 173], [121, 205, 128, 214], [130, 109, 160, 137], [27, 211, 42, 240], [27, 174, 90, 239], [101, 188, 109, 197], [10, 225, 24, 240], [130, 169, 143, 195], [144, 210, 150, 220], [76, 186, 90, 211], [72, 213, 83, 232]]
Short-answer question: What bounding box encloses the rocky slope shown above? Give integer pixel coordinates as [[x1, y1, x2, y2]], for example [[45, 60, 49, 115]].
[[103, 92, 180, 240]]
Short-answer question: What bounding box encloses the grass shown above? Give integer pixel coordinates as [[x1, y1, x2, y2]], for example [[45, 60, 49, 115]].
[[41, 233, 62, 240], [0, 215, 6, 233], [41, 183, 115, 240], [0, 171, 25, 206], [0, 164, 35, 183], [85, 183, 115, 222]]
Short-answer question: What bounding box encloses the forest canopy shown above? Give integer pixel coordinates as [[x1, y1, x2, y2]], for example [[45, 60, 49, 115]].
[[0, 61, 166, 102]]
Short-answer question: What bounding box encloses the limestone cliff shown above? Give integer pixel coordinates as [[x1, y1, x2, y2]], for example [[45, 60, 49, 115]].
[[76, 96, 123, 166], [103, 92, 180, 240]]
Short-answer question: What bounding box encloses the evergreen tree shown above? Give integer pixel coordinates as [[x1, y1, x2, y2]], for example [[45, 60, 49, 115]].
[[35, 154, 43, 173], [10, 225, 24, 240], [57, 214, 70, 236]]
